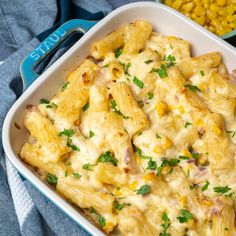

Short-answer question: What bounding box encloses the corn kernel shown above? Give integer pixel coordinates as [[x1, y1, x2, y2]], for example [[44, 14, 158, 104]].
[[129, 181, 138, 190], [182, 2, 194, 12], [212, 123, 222, 135], [162, 166, 172, 175], [168, 36, 177, 40], [179, 196, 187, 207], [182, 150, 192, 158], [217, 0, 226, 6], [153, 145, 163, 154], [164, 0, 173, 6], [195, 119, 204, 127], [103, 222, 114, 232], [178, 106, 185, 114], [156, 101, 169, 117], [114, 188, 121, 196], [162, 137, 173, 149], [136, 155, 142, 164], [202, 199, 213, 207], [172, 0, 183, 10], [143, 173, 156, 181], [195, 15, 206, 25], [194, 6, 205, 16]]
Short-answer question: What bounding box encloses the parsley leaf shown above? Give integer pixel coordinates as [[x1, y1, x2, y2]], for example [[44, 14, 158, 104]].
[[160, 212, 171, 236], [156, 133, 161, 139], [82, 102, 89, 111], [184, 84, 201, 92], [115, 48, 123, 58], [135, 184, 150, 195], [179, 156, 189, 160], [67, 142, 80, 151], [145, 59, 153, 64], [62, 82, 69, 91], [134, 146, 151, 160], [188, 146, 200, 159], [226, 130, 236, 138], [119, 61, 131, 76], [97, 151, 118, 166], [133, 76, 144, 89], [200, 70, 204, 76], [59, 129, 75, 137], [166, 54, 176, 67], [73, 172, 82, 179], [46, 173, 58, 185], [213, 185, 231, 195], [40, 98, 50, 104], [147, 92, 154, 99], [156, 158, 180, 176], [151, 64, 168, 78], [146, 159, 157, 170], [202, 180, 209, 191], [177, 209, 194, 223], [115, 202, 131, 211], [110, 100, 129, 119], [89, 130, 95, 138], [83, 163, 97, 171], [184, 122, 192, 128], [98, 216, 106, 227]]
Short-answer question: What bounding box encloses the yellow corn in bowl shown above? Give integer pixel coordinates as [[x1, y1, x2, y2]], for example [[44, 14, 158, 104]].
[[159, 0, 236, 39]]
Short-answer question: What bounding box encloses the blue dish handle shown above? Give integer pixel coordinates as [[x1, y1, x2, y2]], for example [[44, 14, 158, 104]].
[[20, 19, 97, 90]]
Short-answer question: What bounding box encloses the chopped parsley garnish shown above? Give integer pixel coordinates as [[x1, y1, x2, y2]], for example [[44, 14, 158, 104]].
[[166, 55, 176, 67], [156, 158, 180, 176], [160, 212, 171, 236], [147, 92, 154, 99], [110, 100, 129, 119], [119, 61, 131, 76], [146, 159, 157, 170], [83, 163, 97, 171], [59, 129, 75, 137], [133, 76, 144, 89], [184, 84, 201, 92], [145, 59, 153, 64], [40, 98, 50, 104], [184, 122, 192, 128], [134, 146, 151, 159], [98, 216, 106, 227], [97, 151, 118, 166], [179, 156, 189, 160], [82, 102, 89, 111], [46, 173, 58, 185], [73, 172, 82, 179], [177, 209, 194, 223], [58, 129, 79, 151], [226, 130, 236, 138], [213, 185, 231, 195], [115, 48, 123, 58], [64, 170, 68, 177], [188, 146, 200, 159], [202, 180, 209, 191], [67, 142, 80, 151], [89, 130, 95, 138], [200, 70, 204, 76], [170, 44, 173, 49], [135, 184, 150, 195], [40, 98, 57, 109], [89, 207, 106, 227], [62, 82, 69, 91], [151, 64, 168, 78], [115, 202, 131, 211], [156, 133, 161, 139]]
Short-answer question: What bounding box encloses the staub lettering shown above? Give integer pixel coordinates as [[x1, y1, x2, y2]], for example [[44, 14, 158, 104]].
[[30, 28, 67, 62]]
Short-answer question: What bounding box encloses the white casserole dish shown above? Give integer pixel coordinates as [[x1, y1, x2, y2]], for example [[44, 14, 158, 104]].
[[2, 2, 236, 235]]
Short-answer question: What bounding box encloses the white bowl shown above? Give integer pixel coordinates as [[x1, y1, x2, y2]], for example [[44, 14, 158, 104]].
[[2, 2, 236, 235]]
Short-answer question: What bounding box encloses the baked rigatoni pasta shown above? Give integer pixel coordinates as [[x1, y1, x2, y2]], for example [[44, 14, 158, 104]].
[[20, 20, 236, 235]]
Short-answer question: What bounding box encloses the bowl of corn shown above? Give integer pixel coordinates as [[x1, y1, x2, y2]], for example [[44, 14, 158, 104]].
[[157, 0, 236, 39]]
